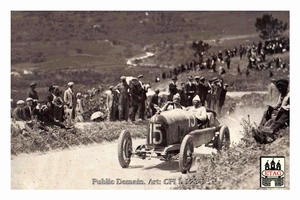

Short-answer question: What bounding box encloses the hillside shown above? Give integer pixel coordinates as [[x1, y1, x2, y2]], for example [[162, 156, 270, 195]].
[[11, 11, 289, 101]]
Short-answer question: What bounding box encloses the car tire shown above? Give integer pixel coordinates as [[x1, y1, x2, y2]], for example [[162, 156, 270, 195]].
[[179, 135, 194, 174], [118, 130, 132, 168], [217, 125, 230, 151]]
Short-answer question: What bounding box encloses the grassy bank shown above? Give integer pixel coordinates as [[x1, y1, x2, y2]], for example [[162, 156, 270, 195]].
[[11, 11, 289, 101], [173, 119, 289, 189], [11, 121, 147, 156]]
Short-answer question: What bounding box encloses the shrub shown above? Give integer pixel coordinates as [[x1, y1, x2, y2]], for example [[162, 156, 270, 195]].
[[30, 51, 46, 63], [75, 48, 83, 54], [173, 118, 289, 190]]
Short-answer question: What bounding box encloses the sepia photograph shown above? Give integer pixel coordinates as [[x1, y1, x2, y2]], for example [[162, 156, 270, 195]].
[[4, 0, 298, 198]]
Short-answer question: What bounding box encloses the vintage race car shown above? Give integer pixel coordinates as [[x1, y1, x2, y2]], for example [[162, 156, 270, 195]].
[[117, 103, 231, 173]]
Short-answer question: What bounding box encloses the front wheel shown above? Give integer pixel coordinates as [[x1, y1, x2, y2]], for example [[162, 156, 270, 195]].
[[179, 135, 194, 174], [217, 125, 231, 151], [118, 130, 132, 168]]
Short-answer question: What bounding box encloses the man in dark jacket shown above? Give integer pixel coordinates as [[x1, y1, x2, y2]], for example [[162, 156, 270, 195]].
[[194, 76, 201, 97], [47, 85, 56, 118], [185, 76, 196, 107], [34, 101, 68, 130], [129, 78, 140, 122], [23, 97, 34, 121], [199, 77, 209, 107], [137, 74, 147, 121], [149, 89, 160, 116], [28, 82, 39, 107], [168, 76, 178, 101], [12, 100, 25, 121], [218, 83, 229, 116]]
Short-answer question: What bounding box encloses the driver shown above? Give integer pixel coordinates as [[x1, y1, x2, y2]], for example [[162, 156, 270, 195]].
[[187, 95, 207, 125], [160, 93, 184, 111]]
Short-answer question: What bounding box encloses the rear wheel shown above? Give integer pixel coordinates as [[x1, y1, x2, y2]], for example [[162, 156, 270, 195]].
[[118, 130, 132, 168], [217, 125, 231, 151], [179, 135, 194, 174]]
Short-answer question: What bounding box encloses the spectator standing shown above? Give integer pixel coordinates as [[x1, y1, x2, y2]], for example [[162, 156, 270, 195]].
[[225, 54, 231, 69], [199, 77, 209, 107], [149, 89, 160, 116], [53, 86, 64, 122], [209, 80, 219, 112], [185, 76, 196, 107], [75, 93, 84, 123], [107, 86, 119, 121], [115, 76, 130, 121], [218, 83, 229, 116], [129, 78, 140, 122], [64, 82, 76, 120], [168, 76, 178, 101], [194, 76, 201, 97], [179, 83, 187, 107], [137, 74, 147, 121]]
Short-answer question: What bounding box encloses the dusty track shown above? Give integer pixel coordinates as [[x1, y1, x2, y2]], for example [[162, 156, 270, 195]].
[[11, 123, 244, 190], [11, 138, 220, 190], [11, 105, 265, 190]]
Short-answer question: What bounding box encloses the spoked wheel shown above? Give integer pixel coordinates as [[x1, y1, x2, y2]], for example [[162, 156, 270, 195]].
[[217, 125, 231, 151], [118, 130, 132, 168], [179, 135, 194, 174]]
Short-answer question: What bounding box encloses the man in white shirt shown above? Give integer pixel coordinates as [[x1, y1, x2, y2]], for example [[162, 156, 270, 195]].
[[187, 95, 207, 125], [64, 82, 76, 125]]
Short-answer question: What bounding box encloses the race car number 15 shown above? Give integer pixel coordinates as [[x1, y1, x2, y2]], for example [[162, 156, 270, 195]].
[[149, 123, 162, 144]]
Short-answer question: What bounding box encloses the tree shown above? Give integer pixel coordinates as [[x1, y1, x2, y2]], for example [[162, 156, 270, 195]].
[[255, 14, 288, 40], [191, 40, 211, 63]]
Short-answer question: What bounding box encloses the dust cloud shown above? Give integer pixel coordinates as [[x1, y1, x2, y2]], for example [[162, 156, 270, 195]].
[[219, 106, 266, 144]]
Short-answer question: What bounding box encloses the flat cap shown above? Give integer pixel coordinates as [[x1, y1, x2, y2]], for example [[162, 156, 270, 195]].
[[138, 74, 143, 78], [68, 82, 75, 86], [30, 82, 37, 87], [17, 100, 25, 105], [26, 97, 33, 102], [120, 76, 126, 80]]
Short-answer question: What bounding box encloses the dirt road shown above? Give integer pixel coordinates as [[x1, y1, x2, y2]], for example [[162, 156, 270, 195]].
[[11, 106, 263, 190], [11, 138, 221, 190], [11, 128, 244, 190]]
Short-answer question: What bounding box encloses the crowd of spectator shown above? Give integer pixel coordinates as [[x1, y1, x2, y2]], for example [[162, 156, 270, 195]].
[[11, 37, 289, 132], [11, 81, 85, 131], [161, 37, 289, 79]]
